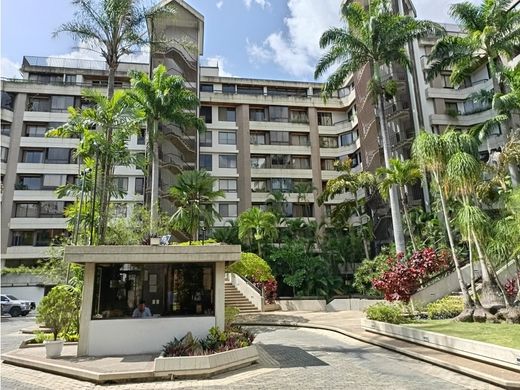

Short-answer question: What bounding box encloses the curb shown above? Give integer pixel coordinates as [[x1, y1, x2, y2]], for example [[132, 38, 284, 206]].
[[236, 320, 520, 390]]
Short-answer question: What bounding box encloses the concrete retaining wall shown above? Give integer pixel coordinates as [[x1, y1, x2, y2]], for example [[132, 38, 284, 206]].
[[277, 299, 327, 312], [277, 298, 382, 312], [326, 298, 383, 312]]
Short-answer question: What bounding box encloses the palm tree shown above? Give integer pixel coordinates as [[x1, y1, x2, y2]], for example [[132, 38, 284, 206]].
[[426, 0, 520, 185], [168, 170, 224, 243], [377, 158, 422, 251], [266, 190, 287, 221], [412, 130, 475, 319], [315, 0, 442, 253], [237, 207, 278, 257], [318, 159, 376, 259], [293, 181, 315, 221], [128, 65, 206, 234], [48, 89, 142, 243]]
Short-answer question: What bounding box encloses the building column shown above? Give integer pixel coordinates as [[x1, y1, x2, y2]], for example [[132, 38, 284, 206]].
[[236, 105, 251, 213], [214, 262, 225, 329], [78, 262, 95, 356], [308, 108, 324, 223]]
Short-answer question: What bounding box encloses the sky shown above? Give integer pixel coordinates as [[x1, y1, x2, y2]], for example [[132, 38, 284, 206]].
[[0, 0, 478, 82]]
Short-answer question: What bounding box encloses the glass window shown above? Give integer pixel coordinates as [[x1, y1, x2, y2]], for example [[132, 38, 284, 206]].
[[1, 123, 11, 136], [200, 84, 214, 92], [51, 96, 75, 112], [350, 152, 362, 167], [218, 107, 236, 122], [218, 131, 236, 145], [15, 203, 39, 218], [199, 106, 212, 124], [200, 131, 212, 147], [135, 177, 144, 195], [12, 231, 34, 246], [22, 149, 44, 163], [27, 97, 51, 112], [199, 154, 212, 171], [1, 92, 14, 110], [91, 263, 215, 319], [291, 134, 309, 146], [268, 106, 288, 122], [40, 202, 65, 217], [293, 204, 314, 218], [25, 124, 48, 137], [114, 177, 129, 192], [250, 132, 266, 145], [271, 178, 292, 193], [271, 154, 290, 168], [219, 203, 238, 217], [222, 84, 236, 94], [65, 74, 77, 83], [250, 156, 267, 169], [219, 154, 237, 168], [318, 112, 333, 126], [237, 85, 263, 95], [270, 131, 289, 145], [445, 101, 459, 115], [321, 159, 336, 171], [340, 129, 359, 146], [18, 176, 43, 190], [292, 156, 311, 169], [113, 204, 128, 218], [43, 174, 67, 188], [249, 108, 267, 121], [251, 180, 267, 192], [137, 129, 145, 145], [46, 148, 70, 164], [289, 109, 309, 124], [35, 229, 62, 246], [219, 179, 237, 192], [1, 146, 8, 162], [320, 137, 338, 148]]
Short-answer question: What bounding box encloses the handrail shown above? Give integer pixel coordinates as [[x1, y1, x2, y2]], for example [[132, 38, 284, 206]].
[[234, 273, 262, 296]]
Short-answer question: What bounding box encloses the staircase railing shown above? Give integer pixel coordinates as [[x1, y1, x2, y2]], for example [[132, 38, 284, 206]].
[[225, 272, 264, 311]]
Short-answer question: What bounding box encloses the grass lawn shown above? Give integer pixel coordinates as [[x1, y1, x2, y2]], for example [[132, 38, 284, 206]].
[[406, 320, 520, 350]]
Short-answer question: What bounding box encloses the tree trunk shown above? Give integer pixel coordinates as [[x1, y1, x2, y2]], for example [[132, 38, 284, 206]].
[[434, 173, 474, 313], [468, 239, 478, 303], [399, 186, 417, 252], [107, 65, 116, 99], [376, 92, 406, 253], [354, 206, 370, 259], [150, 120, 160, 235]]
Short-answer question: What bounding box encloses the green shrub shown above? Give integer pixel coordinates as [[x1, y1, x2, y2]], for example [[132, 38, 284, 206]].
[[174, 239, 219, 246], [33, 331, 53, 344], [227, 252, 274, 282], [427, 296, 463, 319], [225, 306, 240, 329], [365, 302, 406, 324]]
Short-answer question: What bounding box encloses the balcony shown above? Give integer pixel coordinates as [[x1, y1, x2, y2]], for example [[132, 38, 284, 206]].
[[430, 108, 495, 126], [3, 246, 50, 260], [250, 143, 311, 155], [10, 218, 68, 230], [426, 78, 493, 100]]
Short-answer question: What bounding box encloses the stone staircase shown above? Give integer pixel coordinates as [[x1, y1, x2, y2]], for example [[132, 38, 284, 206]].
[[225, 282, 260, 313]]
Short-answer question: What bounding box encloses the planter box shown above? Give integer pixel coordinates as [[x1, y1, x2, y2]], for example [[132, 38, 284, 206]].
[[362, 319, 520, 372], [263, 303, 280, 312], [154, 345, 258, 377]]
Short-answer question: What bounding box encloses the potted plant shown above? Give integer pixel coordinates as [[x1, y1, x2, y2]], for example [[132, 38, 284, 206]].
[[36, 285, 80, 358], [150, 233, 161, 246]]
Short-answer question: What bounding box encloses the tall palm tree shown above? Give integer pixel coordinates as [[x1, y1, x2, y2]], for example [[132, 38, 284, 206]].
[[48, 89, 142, 243], [266, 190, 287, 221], [427, 0, 520, 185], [128, 65, 206, 234], [237, 207, 278, 257], [318, 159, 376, 259], [168, 170, 224, 243], [377, 158, 422, 251], [315, 0, 442, 253], [412, 130, 475, 319], [293, 181, 315, 220]]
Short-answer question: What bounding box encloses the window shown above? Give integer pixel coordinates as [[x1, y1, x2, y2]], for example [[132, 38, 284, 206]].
[[15, 203, 39, 218], [293, 204, 314, 218], [219, 203, 238, 217], [292, 156, 311, 169], [1, 123, 11, 136], [40, 202, 65, 217], [320, 137, 338, 148], [92, 263, 215, 319], [12, 231, 34, 246], [22, 149, 44, 163], [219, 179, 237, 192], [199, 154, 212, 170], [270, 131, 289, 145], [135, 177, 144, 195], [249, 108, 267, 121], [250, 156, 267, 169], [1, 92, 14, 110], [271, 178, 292, 193], [268, 106, 288, 122], [291, 134, 309, 146], [200, 84, 214, 92], [350, 152, 362, 167], [250, 132, 266, 145], [46, 148, 71, 164], [25, 124, 48, 137], [347, 106, 357, 122], [237, 85, 263, 95], [218, 131, 236, 145], [340, 129, 359, 146], [271, 154, 290, 168], [218, 107, 236, 122], [200, 131, 212, 147], [318, 112, 333, 126], [27, 96, 51, 112], [321, 159, 336, 171], [222, 84, 236, 94], [43, 174, 67, 188], [137, 129, 145, 145], [251, 180, 267, 192], [113, 204, 128, 218], [445, 101, 459, 115], [35, 229, 62, 246], [114, 177, 128, 192], [289, 109, 309, 124], [65, 74, 77, 83], [1, 146, 8, 163], [200, 106, 212, 124], [219, 154, 237, 168], [18, 176, 42, 190], [441, 74, 453, 88], [51, 96, 75, 113]]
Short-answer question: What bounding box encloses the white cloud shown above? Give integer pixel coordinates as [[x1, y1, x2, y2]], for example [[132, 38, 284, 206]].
[[216, 1, 224, 9], [247, 0, 341, 78], [244, 0, 270, 9], [0, 57, 22, 79], [204, 55, 234, 77], [414, 0, 479, 23]]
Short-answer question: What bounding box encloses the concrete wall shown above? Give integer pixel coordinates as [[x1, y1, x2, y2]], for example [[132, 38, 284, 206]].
[[278, 299, 327, 312], [326, 298, 383, 312], [87, 317, 215, 356]]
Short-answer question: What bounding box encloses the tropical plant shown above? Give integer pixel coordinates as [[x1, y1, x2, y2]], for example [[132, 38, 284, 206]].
[[353, 248, 392, 296], [377, 158, 422, 251], [227, 252, 274, 282], [266, 190, 287, 221], [315, 0, 442, 253], [237, 207, 278, 257], [168, 170, 224, 243], [365, 302, 406, 324], [427, 296, 464, 320], [128, 65, 206, 233], [210, 220, 240, 245]]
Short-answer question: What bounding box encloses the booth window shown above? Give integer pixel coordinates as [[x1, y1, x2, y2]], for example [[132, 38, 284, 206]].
[[92, 263, 215, 319]]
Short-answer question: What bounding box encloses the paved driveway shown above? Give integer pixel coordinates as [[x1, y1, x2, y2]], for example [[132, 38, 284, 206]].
[[1, 321, 499, 390]]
